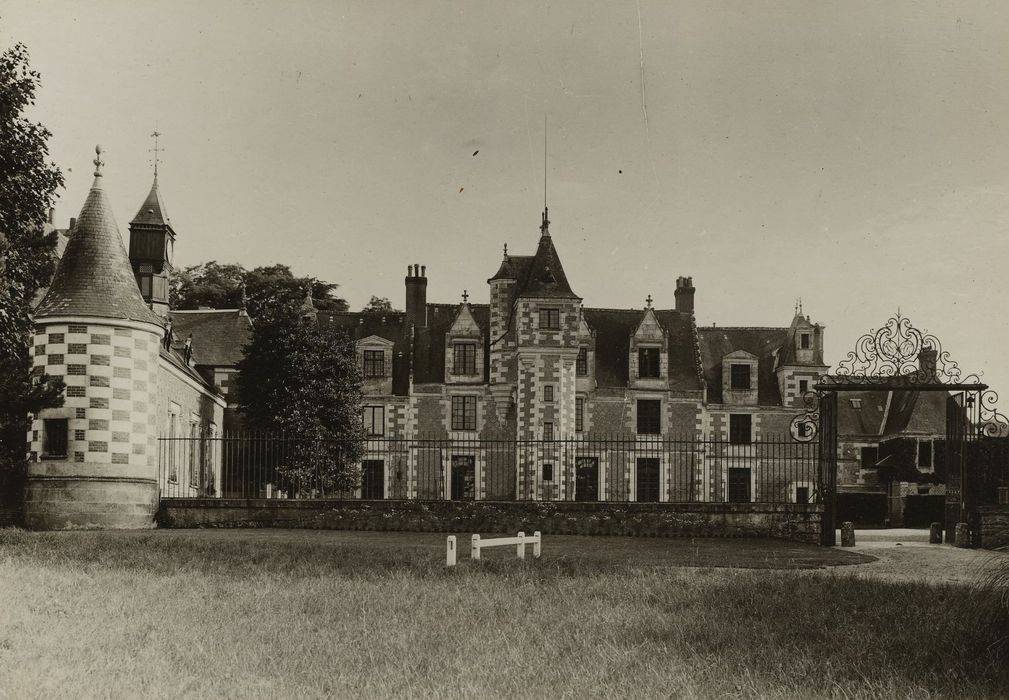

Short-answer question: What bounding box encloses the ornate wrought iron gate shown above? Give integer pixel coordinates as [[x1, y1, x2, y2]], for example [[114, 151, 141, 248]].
[[817, 392, 838, 545]]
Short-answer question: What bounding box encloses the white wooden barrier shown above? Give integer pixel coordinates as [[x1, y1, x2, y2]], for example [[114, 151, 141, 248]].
[[446, 531, 542, 567]]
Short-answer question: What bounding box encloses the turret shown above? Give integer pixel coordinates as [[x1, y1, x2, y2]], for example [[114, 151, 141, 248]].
[[128, 173, 175, 317], [28, 146, 165, 529]]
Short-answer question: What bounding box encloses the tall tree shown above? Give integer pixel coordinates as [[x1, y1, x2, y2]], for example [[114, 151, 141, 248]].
[[170, 261, 349, 317], [0, 44, 65, 509], [235, 310, 364, 493], [362, 295, 398, 313]]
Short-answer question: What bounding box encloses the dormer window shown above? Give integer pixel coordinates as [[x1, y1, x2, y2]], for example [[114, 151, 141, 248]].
[[452, 343, 477, 375], [539, 308, 560, 330], [800, 333, 811, 350], [730, 364, 751, 391], [363, 350, 385, 378], [638, 347, 660, 378]]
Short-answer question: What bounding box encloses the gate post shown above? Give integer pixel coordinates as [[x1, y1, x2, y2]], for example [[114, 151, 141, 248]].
[[818, 392, 838, 546]]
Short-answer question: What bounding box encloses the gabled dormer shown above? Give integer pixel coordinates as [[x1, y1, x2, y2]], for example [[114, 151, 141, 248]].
[[722, 349, 758, 406], [445, 298, 484, 384], [357, 334, 395, 395], [629, 303, 668, 387], [775, 302, 829, 406]]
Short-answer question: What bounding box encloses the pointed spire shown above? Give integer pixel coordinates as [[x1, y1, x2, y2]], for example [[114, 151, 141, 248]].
[[36, 148, 162, 326], [131, 175, 171, 226]]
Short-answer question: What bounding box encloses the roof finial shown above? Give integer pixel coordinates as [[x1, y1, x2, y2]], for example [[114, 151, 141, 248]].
[[503, 242, 508, 258], [92, 144, 104, 178], [461, 289, 469, 304], [645, 294, 653, 309], [798, 297, 803, 315], [540, 113, 550, 237], [150, 128, 164, 179]]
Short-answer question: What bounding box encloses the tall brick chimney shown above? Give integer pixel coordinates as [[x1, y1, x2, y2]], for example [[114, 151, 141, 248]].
[[405, 264, 428, 328], [918, 346, 938, 381], [674, 276, 695, 314]]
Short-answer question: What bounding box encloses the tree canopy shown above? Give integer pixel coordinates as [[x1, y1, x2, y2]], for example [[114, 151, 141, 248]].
[[0, 43, 65, 502], [170, 261, 349, 318], [362, 296, 398, 313], [235, 310, 364, 493]]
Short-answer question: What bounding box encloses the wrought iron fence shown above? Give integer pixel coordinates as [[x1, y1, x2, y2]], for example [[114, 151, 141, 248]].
[[157, 433, 821, 504]]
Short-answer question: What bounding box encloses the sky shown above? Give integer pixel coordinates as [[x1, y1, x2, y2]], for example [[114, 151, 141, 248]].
[[3, 1, 1008, 395]]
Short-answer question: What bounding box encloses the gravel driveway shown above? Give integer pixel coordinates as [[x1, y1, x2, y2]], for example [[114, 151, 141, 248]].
[[827, 528, 1009, 586]]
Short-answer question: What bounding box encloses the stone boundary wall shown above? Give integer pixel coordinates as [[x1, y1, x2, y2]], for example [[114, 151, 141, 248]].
[[157, 499, 823, 543], [978, 506, 1009, 550]]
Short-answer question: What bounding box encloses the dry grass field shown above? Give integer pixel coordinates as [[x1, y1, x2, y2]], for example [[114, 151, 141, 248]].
[[0, 529, 1006, 699]]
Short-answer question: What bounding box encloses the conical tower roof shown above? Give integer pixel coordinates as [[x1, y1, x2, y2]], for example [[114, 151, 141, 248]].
[[35, 147, 163, 326], [130, 175, 171, 227], [517, 208, 579, 299]]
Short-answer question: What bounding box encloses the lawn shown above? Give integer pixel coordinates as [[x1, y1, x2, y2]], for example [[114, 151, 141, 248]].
[[0, 529, 1006, 699]]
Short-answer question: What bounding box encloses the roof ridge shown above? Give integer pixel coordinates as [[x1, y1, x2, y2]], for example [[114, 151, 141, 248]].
[[699, 326, 789, 331]]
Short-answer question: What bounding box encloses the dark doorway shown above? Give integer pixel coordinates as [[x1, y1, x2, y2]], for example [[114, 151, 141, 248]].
[[728, 467, 752, 503], [451, 455, 476, 500], [795, 485, 810, 504], [361, 460, 384, 499], [575, 457, 599, 501], [636, 458, 660, 502]]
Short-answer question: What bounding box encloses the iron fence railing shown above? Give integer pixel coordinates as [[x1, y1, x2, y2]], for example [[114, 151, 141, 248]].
[[157, 433, 821, 504]]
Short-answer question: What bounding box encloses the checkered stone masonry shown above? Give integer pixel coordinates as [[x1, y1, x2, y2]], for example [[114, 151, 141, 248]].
[[29, 322, 160, 470]]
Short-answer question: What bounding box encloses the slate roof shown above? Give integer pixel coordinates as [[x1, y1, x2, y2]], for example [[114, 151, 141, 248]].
[[168, 309, 253, 367], [834, 389, 947, 438], [517, 222, 579, 299], [319, 310, 412, 394], [582, 308, 701, 391], [488, 255, 533, 283], [158, 344, 224, 397], [35, 171, 163, 326], [697, 327, 789, 405], [130, 176, 171, 227]]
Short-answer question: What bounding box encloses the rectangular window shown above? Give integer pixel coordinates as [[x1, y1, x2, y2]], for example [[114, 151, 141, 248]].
[[542, 463, 554, 481], [543, 385, 554, 402], [575, 397, 584, 432], [451, 395, 477, 431], [452, 343, 477, 375], [800, 333, 811, 349], [167, 407, 180, 482], [42, 418, 68, 458], [730, 364, 751, 391], [188, 421, 199, 488], [638, 347, 660, 378], [799, 379, 809, 394], [575, 457, 599, 501], [361, 460, 384, 499], [795, 485, 811, 503], [918, 440, 933, 469], [861, 446, 879, 468], [539, 308, 560, 330], [450, 455, 476, 500], [636, 458, 660, 502], [543, 422, 554, 441], [363, 350, 385, 378], [362, 406, 385, 436], [729, 414, 752, 444], [636, 399, 661, 434], [728, 467, 752, 503], [576, 348, 588, 376]]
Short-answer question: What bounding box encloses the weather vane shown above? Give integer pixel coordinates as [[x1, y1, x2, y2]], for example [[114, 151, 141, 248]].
[[150, 129, 164, 177]]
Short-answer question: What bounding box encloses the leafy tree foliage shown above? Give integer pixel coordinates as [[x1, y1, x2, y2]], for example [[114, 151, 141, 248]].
[[235, 310, 364, 493], [362, 295, 398, 313], [170, 261, 349, 318], [0, 44, 65, 504]]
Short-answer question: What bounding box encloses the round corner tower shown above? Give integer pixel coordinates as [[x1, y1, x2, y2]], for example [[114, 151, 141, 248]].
[[26, 146, 165, 529]]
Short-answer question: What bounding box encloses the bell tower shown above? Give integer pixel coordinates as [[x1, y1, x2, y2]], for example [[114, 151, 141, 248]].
[[128, 130, 175, 317]]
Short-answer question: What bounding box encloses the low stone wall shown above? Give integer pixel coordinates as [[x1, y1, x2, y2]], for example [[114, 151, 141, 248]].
[[978, 506, 1009, 550], [157, 499, 824, 543]]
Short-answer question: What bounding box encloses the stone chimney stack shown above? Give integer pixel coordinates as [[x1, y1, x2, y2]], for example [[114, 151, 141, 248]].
[[918, 346, 938, 380], [674, 276, 695, 314], [405, 264, 428, 328]]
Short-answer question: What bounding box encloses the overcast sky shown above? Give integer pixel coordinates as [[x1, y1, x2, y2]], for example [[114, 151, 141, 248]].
[[3, 1, 1008, 395]]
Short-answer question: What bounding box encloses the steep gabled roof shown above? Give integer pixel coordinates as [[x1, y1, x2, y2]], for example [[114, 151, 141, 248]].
[[130, 175, 172, 227], [318, 310, 411, 395], [413, 303, 491, 384], [488, 255, 533, 283], [168, 309, 253, 367], [35, 157, 162, 326], [698, 327, 789, 405]]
